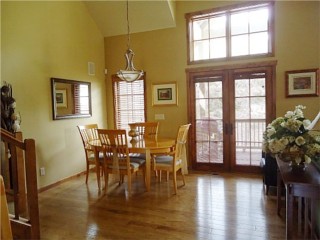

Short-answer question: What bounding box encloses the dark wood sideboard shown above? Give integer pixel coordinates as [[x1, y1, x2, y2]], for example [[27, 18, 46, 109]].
[[276, 156, 320, 239]]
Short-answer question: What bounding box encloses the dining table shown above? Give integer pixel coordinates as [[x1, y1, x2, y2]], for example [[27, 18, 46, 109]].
[[89, 136, 177, 191]]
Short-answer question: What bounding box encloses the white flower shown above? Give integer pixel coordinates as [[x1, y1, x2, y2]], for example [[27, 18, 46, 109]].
[[284, 118, 302, 132], [284, 111, 294, 118], [304, 155, 311, 164], [294, 108, 304, 118], [306, 143, 320, 156], [295, 105, 306, 110], [262, 142, 268, 152], [266, 127, 276, 138], [268, 139, 287, 153], [303, 119, 311, 129], [279, 137, 289, 146], [295, 156, 302, 164], [289, 145, 299, 152], [295, 136, 306, 146], [287, 136, 296, 143]]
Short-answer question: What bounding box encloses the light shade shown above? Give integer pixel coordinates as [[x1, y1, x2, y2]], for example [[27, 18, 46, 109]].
[[117, 70, 143, 82], [117, 49, 144, 82], [117, 1, 143, 82]]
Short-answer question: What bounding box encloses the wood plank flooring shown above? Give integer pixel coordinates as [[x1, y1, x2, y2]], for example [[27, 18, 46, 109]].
[[38, 171, 286, 239]]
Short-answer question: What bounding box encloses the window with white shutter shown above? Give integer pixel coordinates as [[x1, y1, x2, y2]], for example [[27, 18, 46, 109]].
[[112, 74, 146, 131]]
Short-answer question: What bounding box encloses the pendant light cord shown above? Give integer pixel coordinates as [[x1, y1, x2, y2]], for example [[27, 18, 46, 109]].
[[126, 0, 131, 50]]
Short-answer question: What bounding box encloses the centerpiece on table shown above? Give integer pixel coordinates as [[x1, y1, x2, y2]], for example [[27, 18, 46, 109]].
[[262, 105, 320, 170]]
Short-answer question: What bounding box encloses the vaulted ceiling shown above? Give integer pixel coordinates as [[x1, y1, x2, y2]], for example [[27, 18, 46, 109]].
[[84, 0, 176, 37]]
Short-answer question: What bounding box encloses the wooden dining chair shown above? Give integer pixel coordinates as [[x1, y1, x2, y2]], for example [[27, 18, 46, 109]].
[[129, 122, 159, 161], [77, 124, 103, 184], [97, 129, 146, 195], [129, 122, 159, 140], [151, 124, 191, 194]]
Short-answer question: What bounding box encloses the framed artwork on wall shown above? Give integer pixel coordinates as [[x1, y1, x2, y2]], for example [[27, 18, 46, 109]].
[[55, 89, 67, 108], [152, 82, 177, 106], [286, 69, 319, 97]]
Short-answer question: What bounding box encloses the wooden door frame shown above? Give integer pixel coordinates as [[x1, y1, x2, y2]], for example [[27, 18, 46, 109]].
[[186, 61, 277, 172]]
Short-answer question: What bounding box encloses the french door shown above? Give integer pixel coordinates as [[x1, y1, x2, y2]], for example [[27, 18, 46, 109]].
[[187, 63, 276, 173]]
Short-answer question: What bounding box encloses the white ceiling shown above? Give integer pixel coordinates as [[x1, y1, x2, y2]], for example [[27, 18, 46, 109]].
[[84, 0, 176, 37]]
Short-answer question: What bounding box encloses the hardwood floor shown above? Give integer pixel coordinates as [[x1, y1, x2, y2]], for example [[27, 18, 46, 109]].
[[38, 171, 286, 239]]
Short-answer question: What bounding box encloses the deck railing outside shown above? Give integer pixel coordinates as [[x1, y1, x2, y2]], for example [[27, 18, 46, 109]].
[[235, 119, 266, 150]]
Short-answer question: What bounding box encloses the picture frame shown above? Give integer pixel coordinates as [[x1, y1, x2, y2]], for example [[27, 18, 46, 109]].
[[55, 89, 68, 108], [286, 69, 319, 97], [152, 82, 177, 106]]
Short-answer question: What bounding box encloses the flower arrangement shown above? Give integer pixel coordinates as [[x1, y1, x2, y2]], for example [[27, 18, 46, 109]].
[[262, 105, 320, 166]]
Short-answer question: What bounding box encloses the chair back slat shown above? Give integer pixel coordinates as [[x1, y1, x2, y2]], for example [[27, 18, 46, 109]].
[[129, 122, 159, 139], [77, 124, 98, 150], [97, 129, 129, 167], [175, 124, 191, 161]]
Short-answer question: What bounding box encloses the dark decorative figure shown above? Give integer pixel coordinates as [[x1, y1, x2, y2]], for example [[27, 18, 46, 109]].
[[1, 82, 20, 133]]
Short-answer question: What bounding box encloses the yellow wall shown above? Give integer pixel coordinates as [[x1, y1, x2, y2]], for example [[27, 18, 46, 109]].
[[1, 1, 107, 188], [105, 1, 320, 135]]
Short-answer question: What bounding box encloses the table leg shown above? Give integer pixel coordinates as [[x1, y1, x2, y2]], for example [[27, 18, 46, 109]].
[[94, 148, 101, 190], [298, 197, 302, 236], [304, 198, 309, 239], [277, 169, 281, 216], [145, 149, 151, 191], [286, 184, 293, 239]]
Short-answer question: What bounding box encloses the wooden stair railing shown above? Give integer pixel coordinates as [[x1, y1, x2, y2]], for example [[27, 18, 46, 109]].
[[0, 128, 40, 239], [1, 175, 13, 239]]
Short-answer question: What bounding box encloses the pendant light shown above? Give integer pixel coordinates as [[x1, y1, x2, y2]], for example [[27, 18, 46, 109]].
[[117, 0, 144, 82]]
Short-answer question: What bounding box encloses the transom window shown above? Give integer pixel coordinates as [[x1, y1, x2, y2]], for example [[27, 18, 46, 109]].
[[186, 2, 274, 63], [112, 75, 146, 132]]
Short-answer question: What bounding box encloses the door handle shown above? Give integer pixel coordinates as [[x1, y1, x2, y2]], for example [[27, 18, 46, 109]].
[[230, 123, 233, 135], [224, 123, 233, 135]]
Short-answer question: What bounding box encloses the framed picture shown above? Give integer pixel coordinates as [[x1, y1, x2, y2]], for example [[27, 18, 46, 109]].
[[152, 82, 177, 106], [286, 69, 319, 97], [55, 89, 67, 108]]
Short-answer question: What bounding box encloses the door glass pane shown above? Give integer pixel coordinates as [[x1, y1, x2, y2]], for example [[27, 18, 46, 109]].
[[250, 97, 265, 119], [196, 99, 209, 119], [234, 77, 266, 167], [209, 81, 222, 98], [195, 79, 223, 164], [209, 99, 223, 119], [196, 82, 208, 98], [250, 78, 265, 96], [210, 141, 224, 163], [235, 98, 249, 119], [235, 79, 249, 97]]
